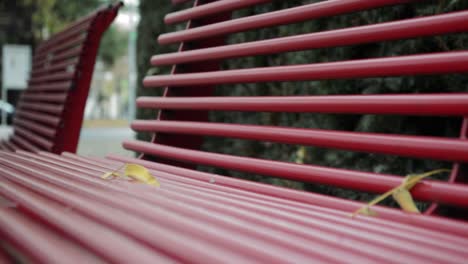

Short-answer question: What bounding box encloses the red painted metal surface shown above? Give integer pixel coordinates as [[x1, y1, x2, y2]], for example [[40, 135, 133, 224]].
[[159, 0, 416, 44], [165, 0, 271, 24], [142, 0, 468, 220], [132, 120, 468, 162], [105, 153, 468, 236], [123, 140, 468, 208], [144, 0, 232, 168], [0, 150, 468, 262], [14, 110, 60, 126], [137, 93, 468, 116], [145, 51, 468, 87], [2, 0, 468, 261], [13, 119, 56, 138], [154, 10, 468, 65], [28, 81, 73, 91]]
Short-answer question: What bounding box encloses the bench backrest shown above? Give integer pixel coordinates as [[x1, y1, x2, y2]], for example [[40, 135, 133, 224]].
[[3, 2, 122, 154], [126, 0, 468, 218]]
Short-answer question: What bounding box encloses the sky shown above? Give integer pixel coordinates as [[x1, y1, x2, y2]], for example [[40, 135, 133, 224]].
[[114, 0, 140, 30]]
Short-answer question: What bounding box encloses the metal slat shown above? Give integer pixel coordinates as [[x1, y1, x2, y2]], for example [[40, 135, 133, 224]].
[[27, 156, 467, 263], [22, 153, 372, 258], [15, 109, 60, 127], [0, 153, 367, 262], [122, 140, 468, 208], [10, 135, 40, 152], [20, 92, 68, 103], [106, 153, 468, 238], [0, 141, 7, 151], [165, 0, 271, 24], [29, 72, 75, 84], [36, 20, 91, 53], [13, 127, 53, 150], [63, 153, 468, 243], [28, 81, 72, 91], [136, 94, 468, 115], [153, 10, 468, 65], [0, 208, 104, 263], [0, 160, 285, 263], [0, 141, 12, 152], [34, 47, 82, 69], [131, 120, 468, 163], [14, 119, 56, 138], [17, 102, 64, 115], [31, 59, 78, 77], [0, 170, 170, 263], [144, 51, 468, 87], [4, 151, 468, 262], [2, 140, 18, 152], [158, 0, 415, 44], [34, 34, 86, 62]]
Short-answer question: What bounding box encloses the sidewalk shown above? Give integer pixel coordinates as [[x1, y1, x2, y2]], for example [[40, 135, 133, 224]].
[[77, 119, 135, 158]]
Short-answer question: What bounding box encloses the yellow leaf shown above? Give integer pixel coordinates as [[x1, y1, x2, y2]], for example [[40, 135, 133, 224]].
[[101, 172, 121, 179], [392, 188, 420, 213], [295, 146, 306, 164], [351, 169, 450, 217], [124, 164, 160, 187], [351, 206, 378, 217]]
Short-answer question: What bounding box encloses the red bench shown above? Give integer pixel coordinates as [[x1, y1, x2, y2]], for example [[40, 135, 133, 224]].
[[1, 0, 468, 262], [0, 2, 122, 154]]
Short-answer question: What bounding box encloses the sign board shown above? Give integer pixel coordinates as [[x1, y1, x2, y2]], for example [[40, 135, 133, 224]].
[[2, 45, 32, 90]]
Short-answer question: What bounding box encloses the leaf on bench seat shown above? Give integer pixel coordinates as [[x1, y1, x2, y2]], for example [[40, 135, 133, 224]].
[[351, 169, 451, 217], [101, 164, 160, 187], [125, 164, 160, 187]]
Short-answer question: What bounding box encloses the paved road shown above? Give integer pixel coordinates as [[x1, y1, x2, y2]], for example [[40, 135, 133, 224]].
[[77, 127, 136, 158]]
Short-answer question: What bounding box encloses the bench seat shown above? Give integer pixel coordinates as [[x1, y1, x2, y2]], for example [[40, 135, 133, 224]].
[[1, 150, 468, 263]]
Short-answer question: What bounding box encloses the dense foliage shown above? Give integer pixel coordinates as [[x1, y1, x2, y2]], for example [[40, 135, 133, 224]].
[[137, 0, 468, 206]]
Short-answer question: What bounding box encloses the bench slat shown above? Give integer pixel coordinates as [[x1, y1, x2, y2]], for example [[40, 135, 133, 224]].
[[144, 51, 468, 87], [131, 120, 468, 163], [153, 10, 468, 65], [1, 150, 468, 263], [165, 0, 271, 24], [34, 34, 87, 62], [20, 92, 68, 103], [14, 119, 56, 138], [15, 109, 61, 126], [0, 208, 104, 263], [17, 102, 64, 115], [29, 72, 75, 84], [31, 59, 78, 77], [0, 169, 166, 263], [10, 135, 41, 152], [13, 127, 53, 150], [136, 94, 468, 116], [158, 0, 416, 44], [28, 81, 73, 91], [36, 20, 92, 53], [33, 47, 83, 69], [123, 140, 468, 208]]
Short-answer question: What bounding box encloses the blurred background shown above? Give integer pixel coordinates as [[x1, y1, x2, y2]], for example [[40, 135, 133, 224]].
[[0, 0, 140, 156]]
